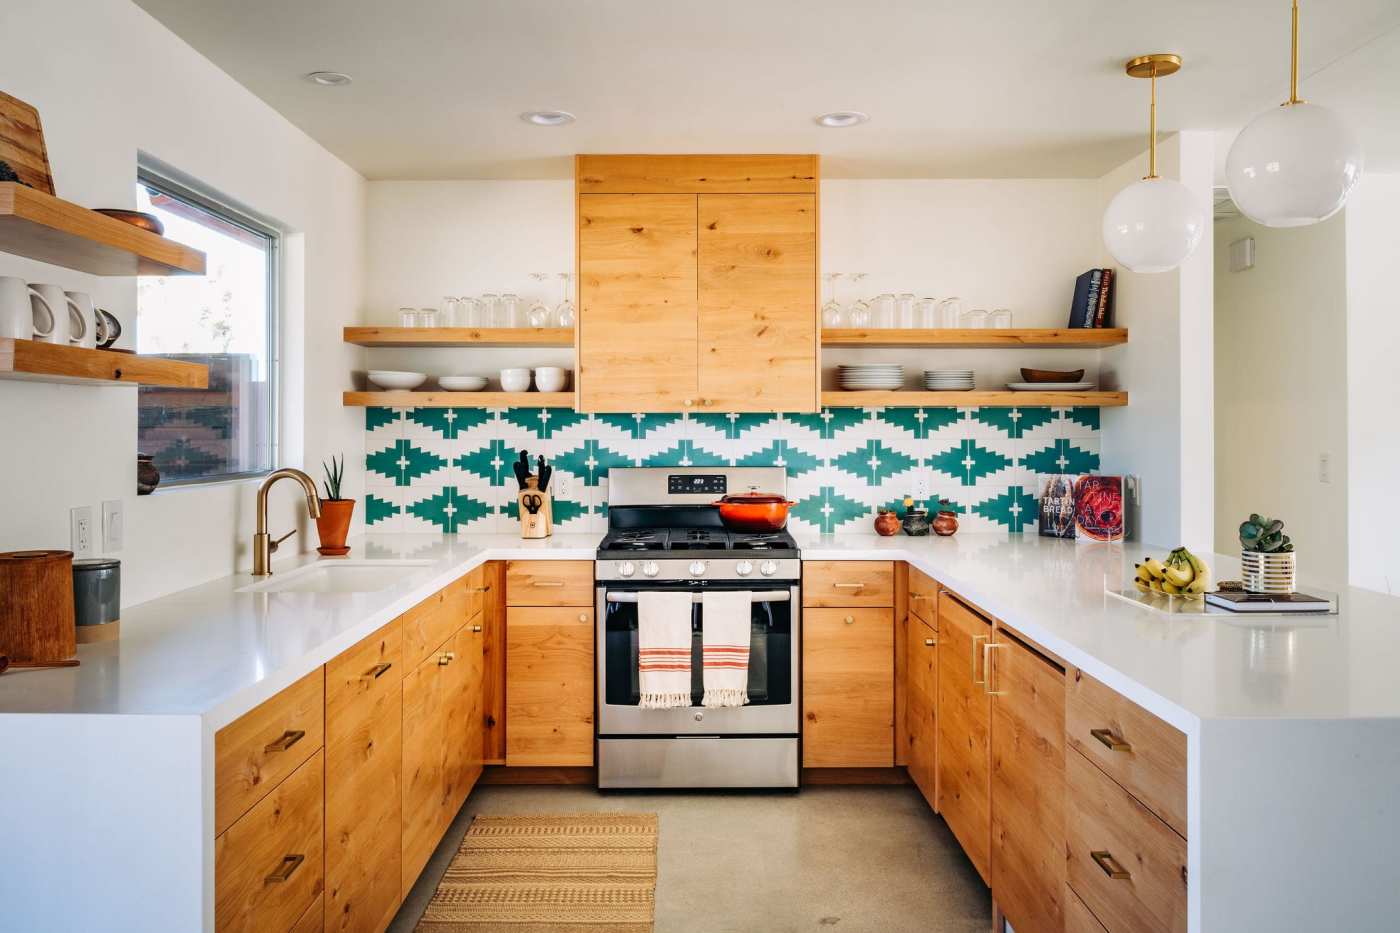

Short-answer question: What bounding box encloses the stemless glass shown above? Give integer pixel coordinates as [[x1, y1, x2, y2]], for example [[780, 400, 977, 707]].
[[500, 293, 521, 328], [960, 308, 988, 329], [872, 293, 896, 328], [399, 307, 418, 327], [555, 273, 576, 327], [479, 293, 499, 327], [989, 308, 1013, 328], [440, 296, 459, 326], [896, 293, 916, 328], [937, 297, 963, 328], [418, 307, 438, 328], [821, 273, 844, 327], [847, 273, 871, 327], [915, 297, 939, 328]]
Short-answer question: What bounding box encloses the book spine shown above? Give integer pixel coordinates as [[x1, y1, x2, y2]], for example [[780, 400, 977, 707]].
[[1094, 268, 1113, 327], [1078, 270, 1102, 328]]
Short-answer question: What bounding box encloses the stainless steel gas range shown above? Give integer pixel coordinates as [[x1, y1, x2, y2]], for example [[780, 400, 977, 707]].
[[596, 467, 800, 789]]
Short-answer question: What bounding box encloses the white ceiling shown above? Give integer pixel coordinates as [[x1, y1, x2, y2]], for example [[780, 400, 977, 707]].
[[133, 0, 1400, 180]]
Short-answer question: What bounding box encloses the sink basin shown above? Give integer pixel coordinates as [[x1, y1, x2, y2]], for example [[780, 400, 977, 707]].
[[239, 560, 436, 594]]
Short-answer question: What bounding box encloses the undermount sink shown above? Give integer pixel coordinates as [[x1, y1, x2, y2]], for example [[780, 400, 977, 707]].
[[238, 559, 436, 594]]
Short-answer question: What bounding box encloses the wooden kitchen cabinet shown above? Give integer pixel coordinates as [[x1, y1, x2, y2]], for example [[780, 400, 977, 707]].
[[803, 607, 894, 767], [803, 560, 895, 608], [505, 560, 594, 607], [443, 620, 485, 810], [989, 629, 1066, 933], [506, 606, 595, 766], [907, 567, 938, 627], [400, 634, 451, 898], [937, 592, 993, 884], [905, 614, 938, 805]]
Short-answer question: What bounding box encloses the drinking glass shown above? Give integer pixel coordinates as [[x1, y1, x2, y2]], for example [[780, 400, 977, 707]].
[[915, 297, 938, 328], [937, 297, 963, 328], [479, 293, 499, 327], [847, 273, 871, 327], [989, 308, 1013, 328], [399, 307, 418, 327], [896, 293, 916, 328], [960, 308, 988, 329], [459, 297, 481, 326], [872, 293, 896, 328], [527, 274, 552, 327], [440, 296, 459, 326], [500, 293, 521, 328], [417, 308, 438, 328], [555, 273, 576, 327], [821, 273, 844, 327]]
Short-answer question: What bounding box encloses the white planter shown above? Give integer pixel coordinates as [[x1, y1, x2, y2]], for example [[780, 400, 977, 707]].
[[1241, 550, 1296, 594]]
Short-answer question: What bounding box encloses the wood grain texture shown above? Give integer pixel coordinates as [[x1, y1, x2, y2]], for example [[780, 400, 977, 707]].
[[936, 593, 992, 885], [343, 391, 573, 409], [821, 327, 1129, 349], [802, 608, 894, 767], [0, 182, 205, 275], [401, 641, 450, 899], [215, 750, 325, 933], [1066, 749, 1187, 933], [481, 561, 507, 764], [697, 193, 818, 412], [1065, 883, 1110, 933], [0, 549, 75, 665], [215, 668, 324, 837], [577, 193, 698, 412], [576, 154, 818, 194], [823, 390, 1129, 408], [325, 621, 402, 933], [505, 607, 595, 766], [906, 615, 939, 808], [0, 91, 54, 193], [292, 895, 325, 933], [504, 560, 594, 607], [442, 622, 484, 817], [1067, 666, 1188, 839], [989, 633, 1066, 933], [908, 567, 939, 628], [0, 339, 208, 387], [802, 560, 895, 608], [400, 577, 469, 670], [342, 327, 572, 348]]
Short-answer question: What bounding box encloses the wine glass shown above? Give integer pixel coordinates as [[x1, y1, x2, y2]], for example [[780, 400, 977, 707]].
[[847, 273, 871, 327], [821, 273, 844, 327], [555, 273, 576, 327], [527, 274, 552, 327]]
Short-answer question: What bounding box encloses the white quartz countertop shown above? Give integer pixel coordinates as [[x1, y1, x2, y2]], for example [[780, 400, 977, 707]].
[[1, 531, 1396, 730]]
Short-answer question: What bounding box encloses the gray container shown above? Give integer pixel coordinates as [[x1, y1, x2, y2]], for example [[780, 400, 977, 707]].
[[73, 557, 121, 643]]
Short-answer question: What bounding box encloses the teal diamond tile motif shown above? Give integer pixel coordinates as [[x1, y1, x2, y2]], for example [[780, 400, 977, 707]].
[[1021, 439, 1100, 475], [406, 487, 491, 534], [366, 407, 399, 431], [689, 412, 778, 439], [973, 485, 1038, 533], [928, 440, 1013, 487], [790, 486, 871, 534], [366, 439, 448, 487], [1063, 407, 1100, 431], [407, 407, 492, 439], [974, 407, 1054, 439], [456, 439, 516, 487], [553, 439, 633, 486], [878, 407, 962, 440], [736, 440, 822, 477], [502, 407, 590, 439], [785, 408, 869, 440], [364, 492, 399, 526], [832, 440, 919, 485], [642, 441, 728, 467], [596, 413, 683, 439]]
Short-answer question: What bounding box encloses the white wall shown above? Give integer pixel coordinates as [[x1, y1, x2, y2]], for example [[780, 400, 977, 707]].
[[0, 0, 365, 606], [1213, 212, 1348, 585], [1345, 173, 1400, 594]]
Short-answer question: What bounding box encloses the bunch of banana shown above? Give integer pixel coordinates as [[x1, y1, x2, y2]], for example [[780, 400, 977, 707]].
[[1134, 547, 1210, 597]]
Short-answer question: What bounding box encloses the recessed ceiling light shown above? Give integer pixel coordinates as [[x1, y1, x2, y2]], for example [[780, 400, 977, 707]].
[[305, 71, 352, 87], [520, 110, 576, 126], [816, 111, 869, 128]]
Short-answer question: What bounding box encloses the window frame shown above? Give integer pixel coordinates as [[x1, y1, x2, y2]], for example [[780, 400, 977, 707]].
[[135, 166, 282, 487]]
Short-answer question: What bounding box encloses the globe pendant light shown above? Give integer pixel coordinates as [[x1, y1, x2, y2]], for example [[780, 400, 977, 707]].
[[1226, 1, 1363, 227], [1102, 54, 1205, 274]]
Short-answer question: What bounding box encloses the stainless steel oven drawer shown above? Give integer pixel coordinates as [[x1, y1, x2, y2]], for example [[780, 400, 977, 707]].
[[598, 737, 799, 789]]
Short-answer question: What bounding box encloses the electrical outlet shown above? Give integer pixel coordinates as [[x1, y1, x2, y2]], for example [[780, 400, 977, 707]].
[[102, 499, 124, 551], [553, 471, 573, 502], [911, 470, 931, 501], [70, 506, 94, 557], [1319, 452, 1331, 484]]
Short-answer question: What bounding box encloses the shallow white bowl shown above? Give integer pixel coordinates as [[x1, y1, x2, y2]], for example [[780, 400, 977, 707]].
[[500, 369, 533, 392], [368, 370, 427, 390], [438, 375, 488, 391], [534, 367, 569, 393]]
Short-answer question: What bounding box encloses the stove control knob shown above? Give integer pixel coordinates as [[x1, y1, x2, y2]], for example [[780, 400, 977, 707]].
[[759, 560, 778, 577], [735, 560, 754, 577], [641, 561, 660, 578], [688, 560, 707, 577], [617, 561, 636, 578]]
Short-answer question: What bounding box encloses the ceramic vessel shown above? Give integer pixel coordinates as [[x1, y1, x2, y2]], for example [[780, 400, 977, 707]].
[[933, 510, 959, 536], [874, 510, 901, 537], [902, 509, 930, 536], [315, 499, 355, 556], [136, 454, 160, 495]]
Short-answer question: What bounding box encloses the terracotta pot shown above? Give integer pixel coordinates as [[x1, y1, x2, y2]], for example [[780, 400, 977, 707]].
[[136, 453, 160, 495], [874, 511, 901, 537], [713, 492, 795, 532], [316, 499, 355, 556], [933, 510, 960, 536]]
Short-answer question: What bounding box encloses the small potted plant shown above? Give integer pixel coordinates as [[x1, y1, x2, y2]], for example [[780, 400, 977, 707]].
[[315, 454, 354, 556], [1238, 513, 1295, 594]]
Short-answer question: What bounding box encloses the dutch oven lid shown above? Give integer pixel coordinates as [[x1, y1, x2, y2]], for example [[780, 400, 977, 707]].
[[716, 492, 788, 504]]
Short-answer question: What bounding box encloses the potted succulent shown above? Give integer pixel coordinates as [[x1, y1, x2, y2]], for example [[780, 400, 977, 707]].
[[315, 454, 354, 556], [1238, 513, 1295, 594]]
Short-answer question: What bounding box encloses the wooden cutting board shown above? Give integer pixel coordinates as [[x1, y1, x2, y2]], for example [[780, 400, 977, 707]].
[[0, 91, 54, 195]]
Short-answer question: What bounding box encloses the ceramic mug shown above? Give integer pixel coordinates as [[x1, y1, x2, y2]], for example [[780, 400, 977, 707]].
[[29, 284, 70, 344], [0, 276, 57, 340], [65, 291, 97, 349]]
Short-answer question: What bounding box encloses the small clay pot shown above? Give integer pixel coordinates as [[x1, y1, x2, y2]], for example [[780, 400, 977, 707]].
[[902, 509, 931, 536], [316, 499, 355, 556], [136, 453, 160, 495], [874, 510, 901, 537], [933, 510, 960, 536]]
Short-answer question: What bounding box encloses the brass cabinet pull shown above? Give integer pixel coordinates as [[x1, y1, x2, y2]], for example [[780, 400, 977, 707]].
[[683, 398, 695, 408], [364, 662, 392, 680], [533, 580, 566, 587], [1091, 728, 1133, 752], [843, 615, 855, 625], [472, 624, 483, 633], [578, 613, 588, 623], [924, 638, 936, 647], [467, 586, 491, 593], [263, 730, 305, 754], [1090, 850, 1132, 880], [984, 642, 1007, 696], [910, 594, 933, 601], [265, 853, 305, 883], [832, 582, 866, 589], [971, 634, 988, 684], [438, 651, 456, 666]]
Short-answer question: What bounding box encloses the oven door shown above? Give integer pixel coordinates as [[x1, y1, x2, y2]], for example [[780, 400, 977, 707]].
[[596, 581, 800, 736]]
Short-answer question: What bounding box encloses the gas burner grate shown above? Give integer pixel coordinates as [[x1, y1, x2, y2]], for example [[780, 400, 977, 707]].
[[667, 530, 730, 551]]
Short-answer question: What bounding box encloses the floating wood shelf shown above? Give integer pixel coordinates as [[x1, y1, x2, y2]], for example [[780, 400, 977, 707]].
[[343, 326, 574, 348], [821, 328, 1127, 349], [0, 339, 208, 387], [343, 390, 575, 408], [821, 390, 1128, 408], [0, 183, 206, 276]]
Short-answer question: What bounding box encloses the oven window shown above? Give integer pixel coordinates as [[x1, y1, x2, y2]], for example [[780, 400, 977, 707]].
[[603, 594, 793, 707]]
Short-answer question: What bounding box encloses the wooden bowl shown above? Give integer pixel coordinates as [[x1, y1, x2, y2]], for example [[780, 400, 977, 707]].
[[1020, 367, 1085, 383], [93, 209, 165, 236]]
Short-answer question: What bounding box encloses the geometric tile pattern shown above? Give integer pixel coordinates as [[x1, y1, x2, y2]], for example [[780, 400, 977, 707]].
[[363, 406, 1101, 536]]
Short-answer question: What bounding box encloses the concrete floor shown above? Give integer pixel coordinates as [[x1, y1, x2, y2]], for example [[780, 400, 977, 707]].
[[389, 783, 990, 933]]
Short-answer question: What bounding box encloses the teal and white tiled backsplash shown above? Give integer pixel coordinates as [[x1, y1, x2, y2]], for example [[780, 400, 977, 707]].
[[363, 406, 1102, 536]]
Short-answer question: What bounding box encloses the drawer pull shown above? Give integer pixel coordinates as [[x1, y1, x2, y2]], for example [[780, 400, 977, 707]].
[[467, 585, 491, 593], [532, 580, 566, 587], [1091, 728, 1133, 752], [364, 662, 392, 680], [911, 594, 934, 601], [984, 642, 1007, 696], [971, 634, 988, 685], [843, 615, 855, 625], [265, 853, 305, 883], [832, 582, 866, 589], [472, 624, 483, 633], [1090, 850, 1132, 881], [263, 730, 305, 754], [439, 651, 456, 666], [924, 637, 936, 647]]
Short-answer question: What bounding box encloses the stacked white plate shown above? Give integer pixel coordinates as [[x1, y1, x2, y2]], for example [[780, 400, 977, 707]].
[[839, 364, 904, 391], [923, 369, 975, 391]]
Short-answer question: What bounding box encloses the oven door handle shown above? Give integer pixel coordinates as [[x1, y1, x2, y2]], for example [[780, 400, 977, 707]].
[[602, 590, 792, 604]]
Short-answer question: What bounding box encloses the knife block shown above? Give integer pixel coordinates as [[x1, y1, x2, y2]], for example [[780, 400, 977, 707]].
[[518, 477, 553, 539]]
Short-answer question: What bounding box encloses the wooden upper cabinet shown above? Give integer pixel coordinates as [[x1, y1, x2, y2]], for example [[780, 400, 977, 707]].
[[578, 193, 698, 412], [697, 194, 817, 412], [576, 154, 818, 194]]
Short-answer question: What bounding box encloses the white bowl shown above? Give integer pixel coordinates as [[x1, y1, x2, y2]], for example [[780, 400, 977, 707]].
[[500, 369, 533, 393], [534, 367, 569, 392], [438, 375, 488, 391], [368, 370, 427, 390]]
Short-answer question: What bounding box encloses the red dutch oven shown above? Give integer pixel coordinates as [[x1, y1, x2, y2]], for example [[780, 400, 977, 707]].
[[713, 492, 796, 532]]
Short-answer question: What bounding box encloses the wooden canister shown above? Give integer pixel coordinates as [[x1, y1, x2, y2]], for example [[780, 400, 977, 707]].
[[0, 549, 79, 668]]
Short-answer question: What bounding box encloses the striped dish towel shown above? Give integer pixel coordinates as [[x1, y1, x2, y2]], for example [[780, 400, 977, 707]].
[[637, 591, 693, 709], [701, 590, 752, 708]]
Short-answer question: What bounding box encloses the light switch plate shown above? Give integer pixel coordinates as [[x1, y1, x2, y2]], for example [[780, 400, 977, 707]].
[[70, 506, 94, 558], [102, 499, 124, 551]]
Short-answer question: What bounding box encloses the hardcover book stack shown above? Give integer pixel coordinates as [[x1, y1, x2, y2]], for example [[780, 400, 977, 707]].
[[1068, 268, 1116, 328]]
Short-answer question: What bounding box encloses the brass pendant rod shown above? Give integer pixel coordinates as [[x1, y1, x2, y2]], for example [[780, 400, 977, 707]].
[[1289, 0, 1301, 104], [1148, 65, 1159, 179]]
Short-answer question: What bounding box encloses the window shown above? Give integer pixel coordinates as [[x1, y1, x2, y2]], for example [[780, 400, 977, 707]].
[[135, 170, 278, 485]]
